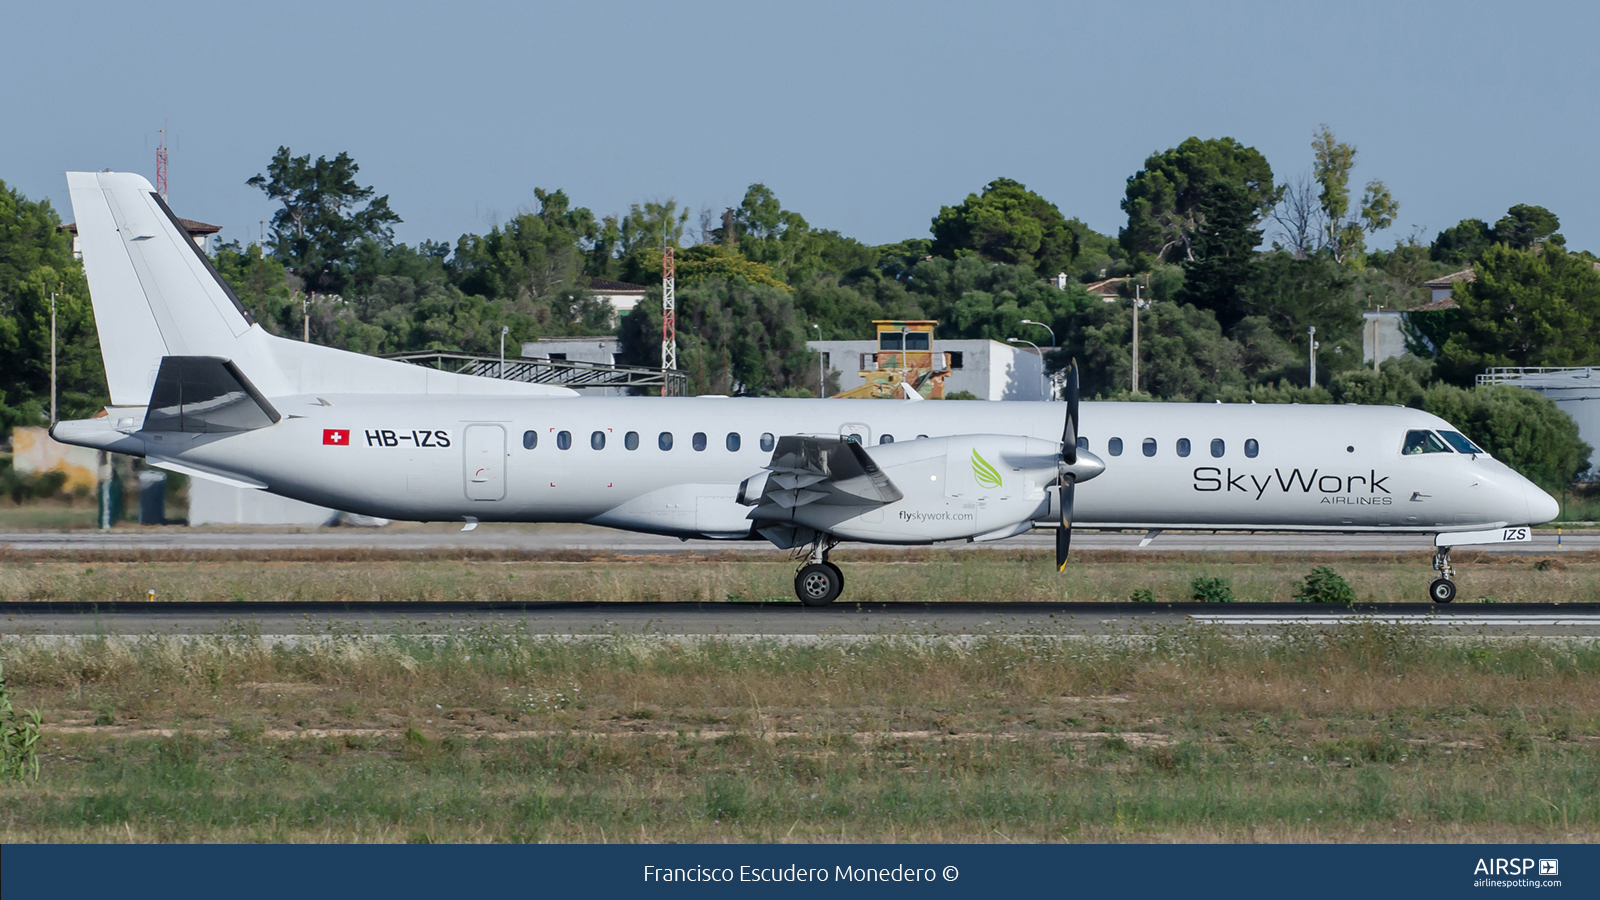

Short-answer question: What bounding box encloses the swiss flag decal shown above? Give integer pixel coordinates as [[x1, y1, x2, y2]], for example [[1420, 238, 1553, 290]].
[[323, 429, 351, 446]]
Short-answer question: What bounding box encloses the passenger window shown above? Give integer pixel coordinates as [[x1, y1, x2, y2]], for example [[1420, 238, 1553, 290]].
[[556, 430, 572, 450], [726, 432, 741, 452], [1438, 430, 1484, 454], [1402, 429, 1453, 455], [880, 434, 894, 444], [591, 431, 605, 450], [916, 434, 929, 439], [692, 432, 707, 451], [1142, 438, 1157, 457], [1210, 438, 1225, 458], [1076, 436, 1088, 451], [760, 433, 775, 452], [1176, 438, 1190, 458], [522, 430, 537, 450], [1244, 438, 1259, 458], [624, 431, 639, 451], [658, 432, 673, 451], [1108, 437, 1123, 457]]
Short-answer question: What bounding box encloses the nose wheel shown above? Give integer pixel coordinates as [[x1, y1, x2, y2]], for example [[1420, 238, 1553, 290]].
[[1429, 548, 1456, 604]]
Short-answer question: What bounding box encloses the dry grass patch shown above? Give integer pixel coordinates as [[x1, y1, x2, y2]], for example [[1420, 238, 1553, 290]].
[[0, 625, 1596, 842]]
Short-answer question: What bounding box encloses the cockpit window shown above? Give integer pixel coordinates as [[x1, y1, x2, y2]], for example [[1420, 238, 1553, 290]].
[[1402, 429, 1453, 455], [1438, 430, 1485, 455]]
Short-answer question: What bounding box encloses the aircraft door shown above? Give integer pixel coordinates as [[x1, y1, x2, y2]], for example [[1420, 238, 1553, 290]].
[[463, 424, 506, 501]]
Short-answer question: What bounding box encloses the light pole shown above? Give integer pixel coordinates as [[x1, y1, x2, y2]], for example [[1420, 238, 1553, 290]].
[[1007, 337, 1048, 400], [500, 325, 510, 379], [1019, 318, 1055, 348], [1308, 325, 1319, 387], [1130, 282, 1142, 394], [811, 324, 823, 398], [49, 291, 58, 426]]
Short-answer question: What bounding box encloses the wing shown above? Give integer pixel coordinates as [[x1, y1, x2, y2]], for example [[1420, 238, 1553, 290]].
[[743, 435, 903, 519]]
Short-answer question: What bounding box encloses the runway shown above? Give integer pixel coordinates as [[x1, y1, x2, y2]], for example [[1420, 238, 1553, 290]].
[[1, 524, 1595, 554], [6, 601, 1600, 639]]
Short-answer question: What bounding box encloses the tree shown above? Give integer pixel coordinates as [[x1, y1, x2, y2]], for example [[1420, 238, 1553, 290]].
[[1240, 251, 1364, 384], [616, 279, 820, 396], [930, 178, 1080, 277], [1434, 239, 1600, 384], [450, 188, 594, 303], [590, 199, 690, 284], [1310, 125, 1398, 267], [1492, 204, 1560, 250], [1119, 137, 1277, 268], [247, 147, 402, 294], [1176, 178, 1262, 328], [0, 180, 107, 427], [1430, 218, 1493, 266]]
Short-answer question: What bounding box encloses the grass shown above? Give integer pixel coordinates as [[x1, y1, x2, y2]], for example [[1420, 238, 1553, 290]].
[[0, 549, 1596, 605], [0, 625, 1597, 842]]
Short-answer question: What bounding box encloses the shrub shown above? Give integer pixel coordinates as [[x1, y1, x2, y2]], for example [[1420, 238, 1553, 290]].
[[1130, 588, 1155, 603], [0, 660, 42, 781], [1190, 576, 1234, 603], [1295, 566, 1357, 604]]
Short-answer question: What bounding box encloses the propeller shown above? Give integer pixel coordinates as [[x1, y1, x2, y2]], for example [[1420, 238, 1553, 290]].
[[1056, 359, 1081, 572]]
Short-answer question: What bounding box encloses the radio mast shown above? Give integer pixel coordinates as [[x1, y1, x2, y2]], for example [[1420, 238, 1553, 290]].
[[661, 245, 677, 395], [155, 122, 169, 199]]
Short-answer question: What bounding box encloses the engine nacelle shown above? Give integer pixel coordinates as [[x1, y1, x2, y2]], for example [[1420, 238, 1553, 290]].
[[753, 434, 1067, 545]]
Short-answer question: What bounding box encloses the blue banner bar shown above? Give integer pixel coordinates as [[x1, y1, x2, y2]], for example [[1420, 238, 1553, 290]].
[[3, 844, 1592, 899]]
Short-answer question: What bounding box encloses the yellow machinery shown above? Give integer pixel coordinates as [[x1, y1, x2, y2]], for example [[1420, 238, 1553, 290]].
[[831, 320, 950, 399]]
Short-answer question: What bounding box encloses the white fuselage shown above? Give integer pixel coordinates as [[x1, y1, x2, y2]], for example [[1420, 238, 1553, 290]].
[[145, 395, 1554, 541]]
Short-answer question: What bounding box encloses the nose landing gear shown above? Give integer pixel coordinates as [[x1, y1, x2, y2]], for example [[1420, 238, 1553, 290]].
[[794, 535, 842, 606], [1428, 548, 1456, 604]]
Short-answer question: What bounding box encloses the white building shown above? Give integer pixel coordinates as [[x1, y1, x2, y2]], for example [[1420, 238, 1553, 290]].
[[805, 338, 1049, 401], [519, 336, 627, 396], [584, 278, 649, 319], [1362, 309, 1407, 367]]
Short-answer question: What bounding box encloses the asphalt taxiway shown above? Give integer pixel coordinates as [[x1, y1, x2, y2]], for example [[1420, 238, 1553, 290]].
[[5, 601, 1599, 639]]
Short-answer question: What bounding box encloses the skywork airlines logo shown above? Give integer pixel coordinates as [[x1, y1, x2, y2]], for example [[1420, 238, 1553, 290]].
[[1192, 467, 1393, 505], [971, 449, 1002, 489]]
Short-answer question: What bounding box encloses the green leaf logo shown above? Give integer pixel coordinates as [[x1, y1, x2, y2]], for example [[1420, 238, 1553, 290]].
[[971, 448, 1002, 489]]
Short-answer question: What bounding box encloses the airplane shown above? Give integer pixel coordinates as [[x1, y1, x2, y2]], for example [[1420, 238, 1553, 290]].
[[50, 172, 1560, 605]]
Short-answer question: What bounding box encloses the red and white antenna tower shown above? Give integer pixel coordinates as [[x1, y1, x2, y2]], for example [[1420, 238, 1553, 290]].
[[661, 245, 677, 396], [155, 122, 169, 199]]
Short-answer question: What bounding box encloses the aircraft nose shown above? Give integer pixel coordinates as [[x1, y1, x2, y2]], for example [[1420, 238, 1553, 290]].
[[1524, 482, 1560, 525]]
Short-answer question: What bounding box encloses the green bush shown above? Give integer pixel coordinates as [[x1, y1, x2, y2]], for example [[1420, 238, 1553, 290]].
[[1189, 576, 1234, 603], [1295, 566, 1357, 604], [0, 660, 42, 781], [1130, 588, 1155, 603]]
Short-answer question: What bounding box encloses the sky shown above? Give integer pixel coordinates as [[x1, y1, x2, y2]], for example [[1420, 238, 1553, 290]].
[[6, 1, 1598, 255]]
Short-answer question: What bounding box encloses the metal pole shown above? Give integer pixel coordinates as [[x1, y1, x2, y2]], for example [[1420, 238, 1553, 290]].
[[302, 292, 310, 342], [1130, 284, 1140, 394], [812, 324, 823, 398], [50, 291, 58, 426], [1309, 325, 1318, 386], [500, 326, 509, 379]]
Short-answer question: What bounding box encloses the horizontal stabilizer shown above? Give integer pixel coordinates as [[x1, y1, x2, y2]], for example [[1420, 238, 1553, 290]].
[[143, 356, 280, 434]]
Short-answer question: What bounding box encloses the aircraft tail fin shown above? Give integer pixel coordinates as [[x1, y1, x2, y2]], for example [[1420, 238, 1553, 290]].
[[68, 171, 578, 402], [67, 171, 267, 405]]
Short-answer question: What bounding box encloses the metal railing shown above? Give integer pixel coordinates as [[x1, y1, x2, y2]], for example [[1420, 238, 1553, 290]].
[[384, 350, 687, 394], [1477, 366, 1597, 385]]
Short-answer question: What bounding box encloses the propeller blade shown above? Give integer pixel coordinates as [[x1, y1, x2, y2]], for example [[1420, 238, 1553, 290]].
[[1063, 358, 1080, 466], [1056, 474, 1075, 572]]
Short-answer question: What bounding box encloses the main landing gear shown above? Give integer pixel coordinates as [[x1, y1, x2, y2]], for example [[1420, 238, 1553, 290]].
[[1429, 547, 1457, 604], [794, 535, 843, 607]]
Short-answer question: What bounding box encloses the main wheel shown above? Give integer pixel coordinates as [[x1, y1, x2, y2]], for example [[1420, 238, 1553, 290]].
[[824, 561, 844, 595], [795, 563, 843, 607], [1429, 578, 1456, 604]]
